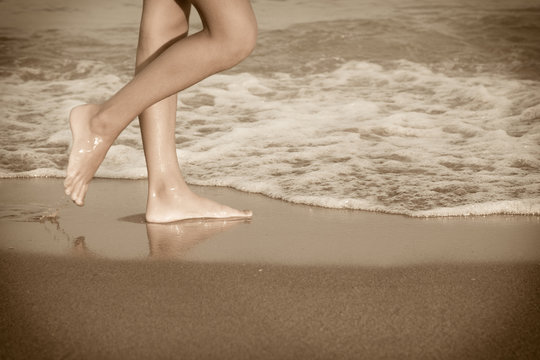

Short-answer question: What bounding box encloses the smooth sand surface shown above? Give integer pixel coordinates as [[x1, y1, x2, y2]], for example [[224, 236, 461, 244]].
[[2, 251, 539, 359], [1, 178, 539, 359]]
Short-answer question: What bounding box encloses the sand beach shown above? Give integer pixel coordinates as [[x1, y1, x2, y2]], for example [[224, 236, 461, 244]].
[[1, 0, 540, 358], [1, 179, 539, 359]]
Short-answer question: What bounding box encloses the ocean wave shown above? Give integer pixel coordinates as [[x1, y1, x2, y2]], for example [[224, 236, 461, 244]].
[[2, 59, 539, 217]]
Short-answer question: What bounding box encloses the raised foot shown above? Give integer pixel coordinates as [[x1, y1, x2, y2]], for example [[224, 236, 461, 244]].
[[145, 190, 252, 224], [64, 104, 111, 206]]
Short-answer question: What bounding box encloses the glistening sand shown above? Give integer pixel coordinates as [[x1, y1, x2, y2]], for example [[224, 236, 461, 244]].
[[1, 179, 539, 264]]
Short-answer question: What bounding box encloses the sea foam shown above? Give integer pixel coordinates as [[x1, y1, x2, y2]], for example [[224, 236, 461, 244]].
[[5, 60, 538, 217]]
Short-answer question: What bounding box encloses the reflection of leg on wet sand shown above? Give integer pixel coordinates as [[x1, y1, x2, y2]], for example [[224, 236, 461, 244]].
[[146, 219, 245, 259], [71, 236, 93, 257], [27, 207, 94, 257]]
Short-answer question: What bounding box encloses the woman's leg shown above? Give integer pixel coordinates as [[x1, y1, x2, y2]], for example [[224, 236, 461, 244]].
[[64, 0, 257, 218], [135, 0, 251, 223]]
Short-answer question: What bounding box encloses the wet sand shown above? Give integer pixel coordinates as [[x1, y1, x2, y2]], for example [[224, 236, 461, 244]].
[[1, 178, 539, 359]]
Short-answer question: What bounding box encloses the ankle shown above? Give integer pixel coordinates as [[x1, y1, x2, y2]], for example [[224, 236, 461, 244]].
[[148, 180, 190, 200], [89, 108, 117, 140]]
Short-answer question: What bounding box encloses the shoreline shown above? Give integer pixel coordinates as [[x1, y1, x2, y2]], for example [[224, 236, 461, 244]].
[[0, 178, 539, 264], [2, 174, 538, 218]]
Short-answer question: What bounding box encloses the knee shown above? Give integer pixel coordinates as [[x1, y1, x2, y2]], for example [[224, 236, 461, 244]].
[[229, 22, 257, 63], [211, 21, 257, 70]]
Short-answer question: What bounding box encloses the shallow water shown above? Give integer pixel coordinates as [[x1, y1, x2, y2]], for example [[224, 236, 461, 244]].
[[1, 0, 539, 216]]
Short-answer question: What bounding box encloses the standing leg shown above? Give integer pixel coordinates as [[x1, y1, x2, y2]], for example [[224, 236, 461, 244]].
[[135, 0, 250, 223], [64, 0, 256, 221], [135, 0, 191, 222]]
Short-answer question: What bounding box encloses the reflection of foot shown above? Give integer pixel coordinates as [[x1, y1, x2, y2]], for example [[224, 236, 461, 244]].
[[72, 236, 92, 257], [146, 187, 252, 223], [147, 219, 245, 259], [64, 104, 112, 206]]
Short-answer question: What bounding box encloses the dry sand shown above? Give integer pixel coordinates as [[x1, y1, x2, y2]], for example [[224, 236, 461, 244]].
[[1, 178, 539, 359]]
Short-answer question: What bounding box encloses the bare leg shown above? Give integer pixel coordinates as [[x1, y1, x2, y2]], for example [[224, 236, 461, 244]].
[[64, 0, 256, 220], [135, 0, 251, 223]]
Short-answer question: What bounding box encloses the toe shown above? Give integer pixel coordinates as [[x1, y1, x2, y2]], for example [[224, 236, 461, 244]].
[[79, 184, 88, 205], [74, 183, 88, 207], [71, 181, 84, 206]]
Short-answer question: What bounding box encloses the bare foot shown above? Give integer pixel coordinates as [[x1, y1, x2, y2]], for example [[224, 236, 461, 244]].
[[64, 104, 112, 206], [145, 186, 252, 223]]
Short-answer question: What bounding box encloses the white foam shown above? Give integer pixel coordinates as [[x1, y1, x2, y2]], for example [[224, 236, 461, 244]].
[[413, 199, 540, 218], [171, 61, 540, 216], [1, 27, 539, 217]]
